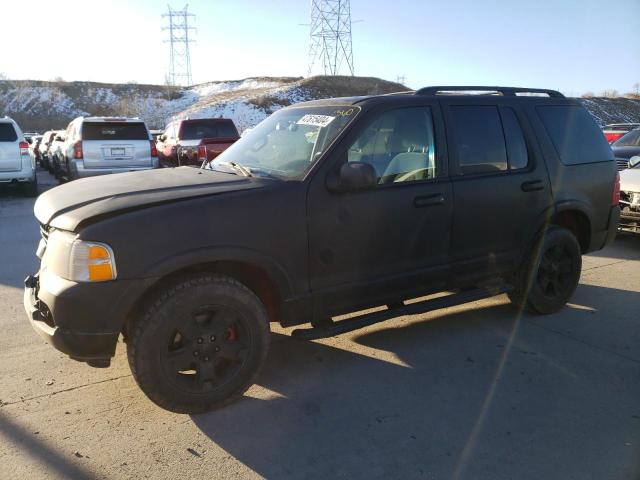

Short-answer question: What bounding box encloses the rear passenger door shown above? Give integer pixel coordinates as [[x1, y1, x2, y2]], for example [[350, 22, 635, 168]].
[[441, 100, 553, 281]]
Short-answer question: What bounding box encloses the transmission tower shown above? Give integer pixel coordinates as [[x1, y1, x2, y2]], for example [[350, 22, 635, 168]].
[[308, 0, 354, 76], [162, 4, 195, 86]]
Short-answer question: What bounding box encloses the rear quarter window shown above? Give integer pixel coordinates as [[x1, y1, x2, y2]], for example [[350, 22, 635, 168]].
[[82, 122, 149, 141], [537, 106, 613, 165], [0, 123, 18, 142]]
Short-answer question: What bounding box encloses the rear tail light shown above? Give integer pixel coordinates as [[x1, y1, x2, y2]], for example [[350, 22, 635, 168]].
[[19, 141, 29, 156], [612, 172, 620, 206], [150, 140, 158, 157], [73, 140, 83, 160], [197, 145, 207, 163]]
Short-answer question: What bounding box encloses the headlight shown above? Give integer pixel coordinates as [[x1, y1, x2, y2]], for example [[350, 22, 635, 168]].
[[42, 230, 117, 282]]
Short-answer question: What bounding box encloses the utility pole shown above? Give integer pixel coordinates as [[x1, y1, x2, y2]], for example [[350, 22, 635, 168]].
[[396, 74, 406, 85], [162, 4, 195, 86], [308, 0, 354, 76]]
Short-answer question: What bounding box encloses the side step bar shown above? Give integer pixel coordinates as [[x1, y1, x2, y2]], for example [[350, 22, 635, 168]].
[[291, 285, 510, 340]]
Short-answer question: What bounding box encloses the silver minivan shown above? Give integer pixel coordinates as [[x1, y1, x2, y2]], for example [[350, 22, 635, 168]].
[[0, 116, 37, 195], [59, 117, 159, 180]]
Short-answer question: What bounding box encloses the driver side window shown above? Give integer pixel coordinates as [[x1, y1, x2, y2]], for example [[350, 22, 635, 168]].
[[347, 107, 436, 184]]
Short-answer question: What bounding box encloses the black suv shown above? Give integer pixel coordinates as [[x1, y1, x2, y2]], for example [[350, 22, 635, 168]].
[[24, 86, 620, 413]]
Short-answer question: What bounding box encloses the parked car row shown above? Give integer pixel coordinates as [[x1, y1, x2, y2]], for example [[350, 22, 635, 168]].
[[29, 116, 240, 182], [0, 116, 37, 195], [602, 123, 640, 144]]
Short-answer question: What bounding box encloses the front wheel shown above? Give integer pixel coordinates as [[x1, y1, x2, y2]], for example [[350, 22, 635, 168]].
[[508, 226, 582, 314], [127, 273, 270, 413]]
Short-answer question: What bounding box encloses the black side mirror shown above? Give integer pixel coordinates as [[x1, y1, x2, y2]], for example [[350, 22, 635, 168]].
[[327, 161, 377, 192]]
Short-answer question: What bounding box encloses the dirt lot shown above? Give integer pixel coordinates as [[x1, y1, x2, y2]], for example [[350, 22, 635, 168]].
[[1, 170, 639, 480]]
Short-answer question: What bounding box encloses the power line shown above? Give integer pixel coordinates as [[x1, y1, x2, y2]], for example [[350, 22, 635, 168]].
[[396, 74, 406, 85], [162, 4, 196, 86], [308, 0, 354, 76]]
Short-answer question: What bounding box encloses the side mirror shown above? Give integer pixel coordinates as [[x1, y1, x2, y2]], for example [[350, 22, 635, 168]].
[[327, 161, 377, 192], [630, 156, 640, 168], [159, 134, 166, 142], [55, 135, 64, 141]]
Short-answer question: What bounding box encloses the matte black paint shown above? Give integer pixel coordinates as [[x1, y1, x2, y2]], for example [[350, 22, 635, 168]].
[[27, 90, 619, 362]]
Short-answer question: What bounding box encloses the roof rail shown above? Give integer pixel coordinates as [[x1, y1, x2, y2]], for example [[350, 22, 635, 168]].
[[415, 86, 565, 98]]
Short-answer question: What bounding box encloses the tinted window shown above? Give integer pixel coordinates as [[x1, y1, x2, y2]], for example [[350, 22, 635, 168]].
[[0, 123, 18, 142], [450, 106, 507, 174], [537, 106, 614, 164], [613, 129, 640, 147], [82, 122, 148, 141], [347, 107, 436, 184], [500, 107, 529, 169], [181, 120, 238, 140]]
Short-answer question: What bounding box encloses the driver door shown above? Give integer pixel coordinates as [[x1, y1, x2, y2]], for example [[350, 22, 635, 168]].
[[307, 104, 453, 315]]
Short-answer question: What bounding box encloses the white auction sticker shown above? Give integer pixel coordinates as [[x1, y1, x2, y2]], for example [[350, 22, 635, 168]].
[[297, 114, 335, 128]]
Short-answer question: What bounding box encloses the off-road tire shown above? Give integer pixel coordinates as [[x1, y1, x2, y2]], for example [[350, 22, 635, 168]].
[[127, 273, 270, 413], [508, 226, 582, 314]]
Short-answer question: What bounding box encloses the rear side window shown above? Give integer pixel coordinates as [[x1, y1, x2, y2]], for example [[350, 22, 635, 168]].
[[180, 120, 238, 140], [537, 106, 613, 164], [82, 122, 148, 141], [0, 123, 18, 142], [450, 106, 507, 174]]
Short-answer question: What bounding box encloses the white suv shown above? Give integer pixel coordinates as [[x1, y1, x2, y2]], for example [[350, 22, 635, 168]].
[[58, 117, 159, 180], [0, 116, 37, 195]]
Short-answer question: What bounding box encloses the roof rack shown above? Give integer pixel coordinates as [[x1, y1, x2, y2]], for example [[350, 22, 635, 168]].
[[415, 86, 565, 98]]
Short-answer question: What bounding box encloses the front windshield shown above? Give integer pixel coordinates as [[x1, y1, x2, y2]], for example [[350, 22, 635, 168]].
[[206, 105, 360, 179], [613, 129, 640, 147]]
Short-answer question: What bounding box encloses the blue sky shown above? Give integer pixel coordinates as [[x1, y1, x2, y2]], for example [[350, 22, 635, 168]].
[[2, 0, 639, 95]]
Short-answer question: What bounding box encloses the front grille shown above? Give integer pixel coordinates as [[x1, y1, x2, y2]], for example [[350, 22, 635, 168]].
[[616, 159, 629, 170]]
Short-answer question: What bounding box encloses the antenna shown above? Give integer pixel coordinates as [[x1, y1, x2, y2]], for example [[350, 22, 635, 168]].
[[308, 0, 355, 76], [162, 4, 196, 86]]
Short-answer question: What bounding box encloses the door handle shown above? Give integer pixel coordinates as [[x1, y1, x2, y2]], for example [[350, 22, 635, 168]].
[[521, 180, 545, 192], [414, 194, 444, 208]]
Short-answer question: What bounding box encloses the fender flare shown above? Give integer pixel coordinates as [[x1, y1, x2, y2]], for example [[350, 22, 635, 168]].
[[139, 246, 295, 301]]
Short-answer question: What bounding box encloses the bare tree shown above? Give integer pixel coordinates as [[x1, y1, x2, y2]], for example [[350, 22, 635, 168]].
[[601, 89, 619, 98], [581, 91, 594, 98]]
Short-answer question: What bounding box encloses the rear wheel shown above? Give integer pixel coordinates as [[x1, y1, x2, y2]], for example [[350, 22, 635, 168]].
[[508, 226, 582, 314], [127, 273, 270, 413]]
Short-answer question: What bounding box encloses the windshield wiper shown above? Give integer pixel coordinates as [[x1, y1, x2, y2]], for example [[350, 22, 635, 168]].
[[212, 161, 253, 177]]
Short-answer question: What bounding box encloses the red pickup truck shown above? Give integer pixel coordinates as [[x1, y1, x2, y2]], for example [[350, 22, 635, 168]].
[[156, 118, 240, 167]]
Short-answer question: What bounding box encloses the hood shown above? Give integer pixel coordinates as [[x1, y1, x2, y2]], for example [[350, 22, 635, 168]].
[[612, 146, 640, 160], [620, 167, 640, 193], [35, 167, 264, 231]]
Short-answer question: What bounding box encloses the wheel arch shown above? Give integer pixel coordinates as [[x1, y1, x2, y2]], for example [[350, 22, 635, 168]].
[[123, 249, 294, 339]]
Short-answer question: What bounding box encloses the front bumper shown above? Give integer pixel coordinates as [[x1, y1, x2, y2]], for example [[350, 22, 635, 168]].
[[24, 275, 119, 364], [23, 271, 155, 366], [620, 206, 640, 233]]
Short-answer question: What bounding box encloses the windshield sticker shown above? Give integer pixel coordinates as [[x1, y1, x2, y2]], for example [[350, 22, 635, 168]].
[[297, 114, 335, 128]]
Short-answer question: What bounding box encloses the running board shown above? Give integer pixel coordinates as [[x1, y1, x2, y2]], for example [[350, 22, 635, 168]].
[[291, 285, 510, 340]]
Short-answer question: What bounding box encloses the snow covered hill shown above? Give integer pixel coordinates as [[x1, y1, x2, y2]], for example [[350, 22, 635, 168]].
[[0, 76, 405, 132], [1, 77, 639, 133]]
